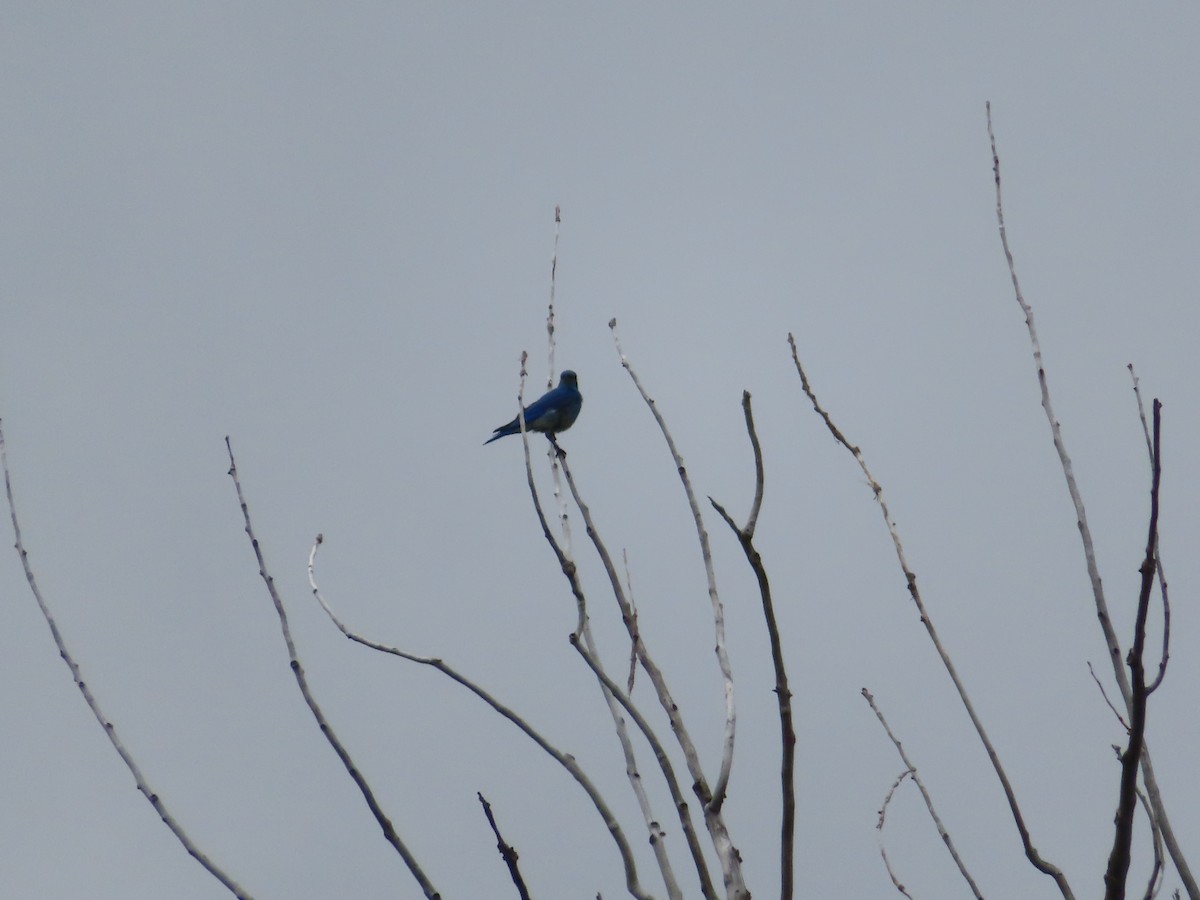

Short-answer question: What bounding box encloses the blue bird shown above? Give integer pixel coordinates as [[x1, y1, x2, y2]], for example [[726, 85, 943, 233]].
[[485, 370, 582, 445]]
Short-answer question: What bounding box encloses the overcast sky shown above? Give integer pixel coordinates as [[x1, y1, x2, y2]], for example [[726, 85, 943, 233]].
[[2, 4, 1198, 898]]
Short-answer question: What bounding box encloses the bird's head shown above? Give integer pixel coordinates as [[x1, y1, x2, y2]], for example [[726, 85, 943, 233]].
[[560, 370, 579, 388]]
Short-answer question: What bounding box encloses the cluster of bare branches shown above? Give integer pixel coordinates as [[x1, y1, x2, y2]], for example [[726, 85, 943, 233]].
[[1, 105, 1191, 899]]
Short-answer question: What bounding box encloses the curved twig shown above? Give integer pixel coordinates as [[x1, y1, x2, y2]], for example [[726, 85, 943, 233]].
[[225, 439, 440, 899], [1, 421, 255, 899], [877, 769, 917, 900], [862, 689, 985, 899]]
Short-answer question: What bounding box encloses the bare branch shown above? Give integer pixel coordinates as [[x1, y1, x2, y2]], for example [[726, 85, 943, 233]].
[[225, 439, 440, 899], [1105, 401, 1163, 900], [477, 793, 533, 900], [788, 335, 1072, 898], [1128, 366, 1171, 696], [609, 321, 738, 813], [862, 689, 985, 899], [709, 391, 795, 900], [306, 536, 650, 900], [0, 421, 255, 899]]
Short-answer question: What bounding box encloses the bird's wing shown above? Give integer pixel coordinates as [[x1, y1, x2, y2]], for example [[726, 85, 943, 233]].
[[522, 387, 565, 423]]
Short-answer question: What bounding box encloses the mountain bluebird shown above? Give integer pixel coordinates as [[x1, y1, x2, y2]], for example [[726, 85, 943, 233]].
[[485, 370, 582, 445]]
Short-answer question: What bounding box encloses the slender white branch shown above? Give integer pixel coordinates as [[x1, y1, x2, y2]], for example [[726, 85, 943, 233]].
[[608, 322, 737, 808], [789, 336, 1073, 899], [226, 439, 440, 900], [610, 320, 748, 900], [1, 421, 254, 899]]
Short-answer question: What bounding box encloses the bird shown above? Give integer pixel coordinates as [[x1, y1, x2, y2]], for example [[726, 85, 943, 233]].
[[485, 370, 582, 445]]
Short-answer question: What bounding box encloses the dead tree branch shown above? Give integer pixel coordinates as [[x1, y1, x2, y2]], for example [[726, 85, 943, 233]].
[[225, 438, 440, 900], [1, 421, 254, 900]]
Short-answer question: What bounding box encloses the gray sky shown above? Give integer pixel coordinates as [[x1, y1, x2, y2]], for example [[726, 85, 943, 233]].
[[2, 4, 1198, 898]]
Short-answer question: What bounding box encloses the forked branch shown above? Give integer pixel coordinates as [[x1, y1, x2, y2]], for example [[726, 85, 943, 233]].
[[709, 391, 796, 900], [1104, 401, 1163, 900]]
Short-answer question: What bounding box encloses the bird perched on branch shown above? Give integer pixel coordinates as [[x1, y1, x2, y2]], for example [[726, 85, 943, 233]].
[[485, 370, 582, 446]]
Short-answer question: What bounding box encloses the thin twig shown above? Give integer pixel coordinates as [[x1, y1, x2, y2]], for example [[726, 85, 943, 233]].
[[609, 320, 748, 899], [478, 793, 533, 900], [1088, 661, 1130, 731], [988, 103, 1194, 898], [788, 335, 1073, 899], [225, 439, 440, 899], [547, 205, 561, 387], [306, 537, 652, 900], [862, 689, 985, 899], [1105, 401, 1163, 900], [988, 101, 1124, 685], [877, 769, 917, 900], [0, 421, 255, 899], [708, 391, 795, 900]]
